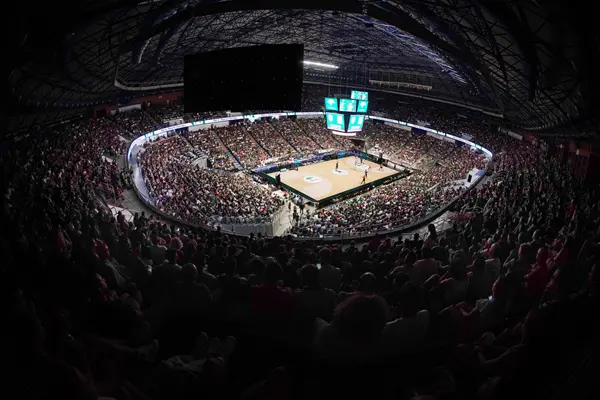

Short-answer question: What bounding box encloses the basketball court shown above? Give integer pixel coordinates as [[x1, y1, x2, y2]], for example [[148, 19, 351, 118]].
[[267, 156, 398, 201]]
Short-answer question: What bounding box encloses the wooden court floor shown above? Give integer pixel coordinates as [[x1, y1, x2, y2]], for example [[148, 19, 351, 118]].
[[268, 156, 397, 201]]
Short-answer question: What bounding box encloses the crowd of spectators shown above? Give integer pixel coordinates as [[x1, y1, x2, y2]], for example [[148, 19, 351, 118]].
[[246, 122, 296, 159], [140, 136, 283, 226], [186, 129, 237, 170], [113, 109, 160, 138], [296, 118, 344, 150], [183, 111, 225, 123], [442, 147, 488, 181], [130, 114, 488, 236], [290, 154, 484, 238], [215, 123, 270, 168], [147, 105, 185, 123], [87, 118, 129, 159], [270, 119, 320, 154], [146, 104, 224, 125], [288, 121, 489, 237], [3, 106, 598, 400], [362, 124, 450, 167], [418, 135, 457, 166]]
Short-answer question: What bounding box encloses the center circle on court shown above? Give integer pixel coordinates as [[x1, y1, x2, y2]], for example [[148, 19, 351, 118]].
[[356, 164, 369, 170], [332, 169, 348, 175], [304, 175, 323, 183]]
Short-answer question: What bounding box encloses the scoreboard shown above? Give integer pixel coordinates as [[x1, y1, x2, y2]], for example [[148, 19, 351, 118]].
[[339, 99, 356, 112], [323, 90, 369, 135], [325, 113, 346, 131], [324, 98, 338, 111], [357, 100, 369, 113], [351, 90, 368, 101], [347, 114, 365, 132]]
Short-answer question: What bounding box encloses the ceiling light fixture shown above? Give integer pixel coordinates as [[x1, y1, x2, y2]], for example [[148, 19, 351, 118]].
[[303, 60, 339, 69]]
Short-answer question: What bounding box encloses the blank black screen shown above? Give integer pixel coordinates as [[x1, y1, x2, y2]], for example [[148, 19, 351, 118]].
[[184, 44, 304, 113]]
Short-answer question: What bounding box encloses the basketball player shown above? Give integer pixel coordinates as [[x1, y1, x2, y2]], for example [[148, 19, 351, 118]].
[[335, 161, 339, 171], [361, 173, 366, 185], [365, 167, 369, 179], [379, 161, 384, 171]]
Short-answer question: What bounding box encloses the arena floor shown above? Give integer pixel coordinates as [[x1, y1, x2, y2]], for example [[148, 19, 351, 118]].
[[268, 156, 398, 201]]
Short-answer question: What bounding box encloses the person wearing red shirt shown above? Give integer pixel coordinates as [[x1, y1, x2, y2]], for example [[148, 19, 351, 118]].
[[524, 247, 551, 299], [250, 261, 293, 318]]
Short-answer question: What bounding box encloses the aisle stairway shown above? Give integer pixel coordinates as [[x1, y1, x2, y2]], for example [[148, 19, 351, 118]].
[[212, 131, 244, 170], [246, 127, 273, 158]]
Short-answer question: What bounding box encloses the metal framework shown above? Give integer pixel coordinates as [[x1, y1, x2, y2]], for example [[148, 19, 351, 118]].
[[6, 0, 595, 135]]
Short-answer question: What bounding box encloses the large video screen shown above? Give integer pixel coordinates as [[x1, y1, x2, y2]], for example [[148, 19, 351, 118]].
[[347, 114, 365, 132], [184, 44, 303, 112], [357, 100, 369, 113], [326, 112, 346, 131], [339, 99, 357, 112], [324, 97, 338, 111], [351, 90, 369, 101]]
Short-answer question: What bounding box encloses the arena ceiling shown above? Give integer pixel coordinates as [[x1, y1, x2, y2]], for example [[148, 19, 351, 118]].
[[5, 0, 599, 136]]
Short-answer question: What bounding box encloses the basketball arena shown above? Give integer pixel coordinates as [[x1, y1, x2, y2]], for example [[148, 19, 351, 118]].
[[5, 2, 597, 398]]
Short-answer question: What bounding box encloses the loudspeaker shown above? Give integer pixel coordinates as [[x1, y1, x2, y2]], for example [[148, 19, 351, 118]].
[[276, 174, 281, 185], [467, 174, 472, 183]]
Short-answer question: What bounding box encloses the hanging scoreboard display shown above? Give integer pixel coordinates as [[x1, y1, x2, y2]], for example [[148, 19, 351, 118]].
[[339, 99, 357, 112], [325, 112, 346, 131], [324, 90, 369, 136], [324, 97, 338, 111], [347, 114, 365, 132], [357, 100, 369, 113], [351, 90, 368, 101]]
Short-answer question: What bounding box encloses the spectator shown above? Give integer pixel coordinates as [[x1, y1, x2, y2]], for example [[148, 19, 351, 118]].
[[382, 282, 430, 354], [317, 247, 341, 290], [168, 264, 212, 317], [293, 264, 336, 322], [441, 253, 470, 305], [250, 261, 293, 319], [469, 254, 497, 301], [313, 294, 388, 363]]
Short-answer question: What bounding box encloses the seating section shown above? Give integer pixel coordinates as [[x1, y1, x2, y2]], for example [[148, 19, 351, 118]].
[[140, 136, 283, 226], [147, 104, 185, 122], [248, 122, 296, 159], [215, 123, 270, 168], [187, 129, 237, 170], [271, 119, 320, 153], [291, 149, 485, 236], [112, 109, 159, 137], [122, 116, 489, 234], [296, 118, 344, 150], [2, 102, 598, 400]]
